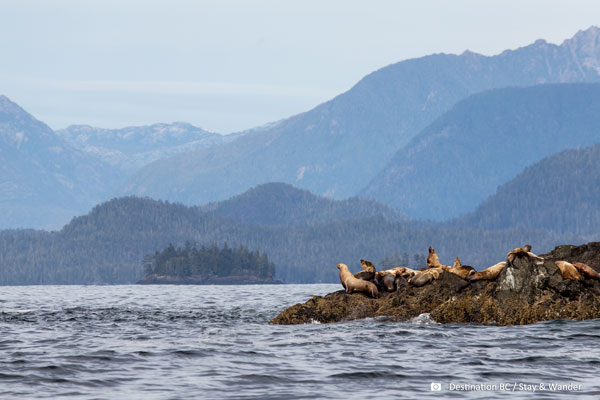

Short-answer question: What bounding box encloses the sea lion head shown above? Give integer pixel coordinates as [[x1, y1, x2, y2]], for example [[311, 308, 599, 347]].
[[360, 259, 375, 272], [336, 263, 346, 271], [453, 257, 461, 269], [466, 272, 480, 282], [361, 259, 374, 267], [523, 244, 532, 252]]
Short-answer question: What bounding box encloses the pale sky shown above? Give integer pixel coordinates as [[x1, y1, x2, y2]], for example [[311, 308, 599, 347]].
[[1, 0, 599, 134]]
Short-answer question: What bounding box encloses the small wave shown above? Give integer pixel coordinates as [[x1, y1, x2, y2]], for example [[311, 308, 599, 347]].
[[330, 371, 410, 380], [0, 309, 34, 314], [171, 349, 209, 358], [0, 372, 25, 380], [234, 374, 296, 384], [408, 313, 439, 325], [392, 329, 414, 336]]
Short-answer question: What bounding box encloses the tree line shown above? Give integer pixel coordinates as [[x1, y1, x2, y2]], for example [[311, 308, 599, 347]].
[[144, 241, 275, 279], [0, 196, 582, 285]]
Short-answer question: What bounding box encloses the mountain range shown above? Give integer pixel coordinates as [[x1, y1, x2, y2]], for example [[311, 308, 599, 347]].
[[57, 123, 241, 171], [118, 26, 600, 209], [0, 99, 242, 229], [457, 143, 600, 238], [362, 83, 600, 220], [202, 182, 409, 227], [1, 26, 599, 284], [0, 186, 579, 285], [0, 96, 121, 229]]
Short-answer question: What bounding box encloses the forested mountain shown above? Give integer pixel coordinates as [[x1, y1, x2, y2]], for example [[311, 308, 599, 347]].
[[57, 123, 237, 171], [118, 27, 600, 206], [2, 29, 599, 281], [0, 95, 120, 230], [362, 83, 600, 220], [457, 144, 600, 237], [4, 27, 600, 232], [0, 196, 581, 285], [203, 182, 409, 226]]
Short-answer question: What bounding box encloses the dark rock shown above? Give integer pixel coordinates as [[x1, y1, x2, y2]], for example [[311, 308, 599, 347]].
[[271, 271, 473, 324], [542, 242, 600, 272], [496, 256, 549, 304], [271, 242, 600, 325]]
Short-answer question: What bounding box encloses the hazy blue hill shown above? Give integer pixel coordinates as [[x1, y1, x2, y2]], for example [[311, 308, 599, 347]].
[[362, 83, 600, 220], [57, 122, 232, 171], [0, 95, 121, 229], [203, 182, 409, 226], [119, 27, 600, 206], [0, 197, 211, 284], [456, 144, 600, 237], [0, 195, 580, 285]]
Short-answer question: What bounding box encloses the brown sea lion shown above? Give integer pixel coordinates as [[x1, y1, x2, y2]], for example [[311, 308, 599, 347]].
[[375, 271, 397, 292], [378, 267, 412, 276], [392, 267, 417, 289], [337, 263, 379, 298], [506, 245, 544, 265], [554, 261, 583, 281], [379, 267, 418, 279], [467, 261, 507, 282], [448, 257, 476, 279], [572, 262, 600, 280], [409, 267, 443, 287], [388, 266, 417, 279], [375, 267, 417, 289], [427, 247, 449, 269], [353, 259, 376, 281]]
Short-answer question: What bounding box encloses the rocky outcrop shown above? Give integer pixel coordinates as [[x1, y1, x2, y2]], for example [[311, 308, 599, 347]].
[[271, 243, 600, 325], [138, 274, 281, 285], [541, 242, 600, 270]]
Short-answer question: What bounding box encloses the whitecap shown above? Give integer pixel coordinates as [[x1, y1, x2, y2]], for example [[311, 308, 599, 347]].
[[408, 313, 439, 325]]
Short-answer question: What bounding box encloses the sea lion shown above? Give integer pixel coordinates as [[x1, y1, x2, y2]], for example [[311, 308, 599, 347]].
[[393, 269, 413, 288], [409, 267, 443, 287], [375, 270, 397, 292], [506, 245, 544, 265], [387, 266, 417, 279], [396, 267, 417, 279], [374, 266, 417, 291], [448, 257, 476, 279], [554, 261, 583, 281], [353, 259, 376, 281], [391, 267, 417, 289], [337, 263, 379, 298], [572, 262, 600, 280], [467, 261, 507, 282], [427, 247, 449, 269], [377, 267, 412, 276]]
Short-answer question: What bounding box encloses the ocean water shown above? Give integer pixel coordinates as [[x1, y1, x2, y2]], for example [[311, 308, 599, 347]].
[[1, 285, 599, 399]]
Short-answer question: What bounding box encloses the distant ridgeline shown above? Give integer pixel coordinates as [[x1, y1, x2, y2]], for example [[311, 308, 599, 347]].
[[0, 190, 581, 285], [138, 242, 278, 284]]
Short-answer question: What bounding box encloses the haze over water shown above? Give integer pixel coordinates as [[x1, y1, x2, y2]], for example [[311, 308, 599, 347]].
[[1, 285, 599, 399]]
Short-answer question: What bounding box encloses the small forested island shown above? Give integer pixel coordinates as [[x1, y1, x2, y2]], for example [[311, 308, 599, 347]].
[[138, 242, 280, 284]]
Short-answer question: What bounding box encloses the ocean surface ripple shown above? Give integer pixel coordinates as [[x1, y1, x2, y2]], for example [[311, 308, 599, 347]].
[[1, 285, 599, 399]]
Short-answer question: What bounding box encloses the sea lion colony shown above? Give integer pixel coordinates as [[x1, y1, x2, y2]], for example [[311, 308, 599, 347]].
[[338, 245, 599, 298]]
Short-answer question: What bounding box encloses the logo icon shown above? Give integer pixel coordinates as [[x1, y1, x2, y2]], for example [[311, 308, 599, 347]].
[[430, 382, 442, 391]]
